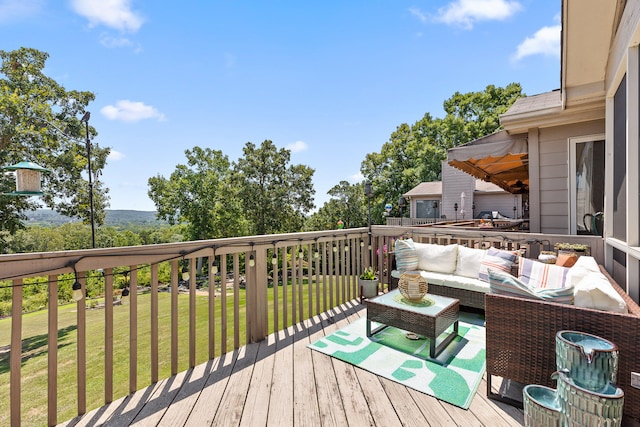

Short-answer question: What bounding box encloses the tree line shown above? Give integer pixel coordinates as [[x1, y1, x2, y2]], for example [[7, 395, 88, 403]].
[[1, 47, 525, 253]]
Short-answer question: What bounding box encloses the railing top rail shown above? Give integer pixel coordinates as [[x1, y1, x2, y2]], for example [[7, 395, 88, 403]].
[[0, 228, 371, 281]]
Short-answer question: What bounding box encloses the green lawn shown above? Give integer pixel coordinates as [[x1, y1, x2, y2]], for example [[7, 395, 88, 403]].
[[0, 277, 360, 426]]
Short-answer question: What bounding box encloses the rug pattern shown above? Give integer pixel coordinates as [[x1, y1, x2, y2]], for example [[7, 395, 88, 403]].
[[308, 315, 486, 409]]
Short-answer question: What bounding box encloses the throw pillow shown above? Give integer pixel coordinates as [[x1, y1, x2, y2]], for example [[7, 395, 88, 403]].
[[574, 272, 628, 313], [454, 245, 486, 279], [519, 257, 570, 289], [488, 268, 574, 304], [394, 238, 418, 272], [556, 253, 578, 267], [415, 243, 458, 274], [478, 247, 518, 282]]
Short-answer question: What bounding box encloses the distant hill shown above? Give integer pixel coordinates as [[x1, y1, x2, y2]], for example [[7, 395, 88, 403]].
[[25, 209, 167, 227]]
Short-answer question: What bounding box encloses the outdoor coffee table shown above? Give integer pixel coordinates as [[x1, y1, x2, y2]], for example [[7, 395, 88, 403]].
[[366, 289, 459, 358]]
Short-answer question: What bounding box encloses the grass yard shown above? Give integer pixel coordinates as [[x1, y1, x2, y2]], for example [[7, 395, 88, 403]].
[[0, 276, 360, 426]]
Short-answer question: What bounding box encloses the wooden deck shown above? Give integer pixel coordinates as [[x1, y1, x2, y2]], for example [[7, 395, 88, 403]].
[[58, 301, 525, 427]]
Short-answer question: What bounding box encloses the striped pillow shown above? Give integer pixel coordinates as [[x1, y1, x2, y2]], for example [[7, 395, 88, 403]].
[[519, 258, 570, 289], [488, 268, 574, 304], [394, 238, 418, 272], [478, 247, 518, 282]]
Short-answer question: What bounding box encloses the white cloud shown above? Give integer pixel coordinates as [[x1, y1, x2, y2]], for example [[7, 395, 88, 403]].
[[107, 149, 125, 160], [409, 7, 427, 23], [99, 34, 133, 48], [0, 0, 44, 23], [70, 0, 144, 32], [435, 0, 521, 30], [513, 24, 561, 60], [286, 140, 308, 153], [101, 100, 166, 122]]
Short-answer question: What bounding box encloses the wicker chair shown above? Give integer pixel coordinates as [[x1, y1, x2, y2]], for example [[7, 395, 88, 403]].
[[485, 266, 640, 423]]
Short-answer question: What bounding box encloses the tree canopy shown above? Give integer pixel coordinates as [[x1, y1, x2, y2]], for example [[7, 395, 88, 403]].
[[148, 141, 315, 239], [233, 140, 315, 235], [148, 146, 249, 241], [358, 83, 524, 220], [0, 47, 110, 251]]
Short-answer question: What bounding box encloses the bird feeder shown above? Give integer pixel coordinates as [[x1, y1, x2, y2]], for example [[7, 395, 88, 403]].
[[3, 161, 50, 196]]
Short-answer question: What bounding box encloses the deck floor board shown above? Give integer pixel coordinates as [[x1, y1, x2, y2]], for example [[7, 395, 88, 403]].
[[59, 301, 526, 427]]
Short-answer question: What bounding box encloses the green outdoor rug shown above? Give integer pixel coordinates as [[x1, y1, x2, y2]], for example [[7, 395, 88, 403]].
[[308, 313, 486, 409]]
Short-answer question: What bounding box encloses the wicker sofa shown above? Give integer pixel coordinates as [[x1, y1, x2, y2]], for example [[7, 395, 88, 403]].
[[387, 242, 515, 310], [485, 266, 640, 422]]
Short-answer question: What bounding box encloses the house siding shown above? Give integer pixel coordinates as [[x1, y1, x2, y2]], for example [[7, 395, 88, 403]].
[[441, 162, 475, 220], [534, 120, 605, 234]]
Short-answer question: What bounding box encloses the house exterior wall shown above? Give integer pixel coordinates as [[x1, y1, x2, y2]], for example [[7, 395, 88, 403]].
[[532, 119, 605, 234], [441, 162, 475, 220]]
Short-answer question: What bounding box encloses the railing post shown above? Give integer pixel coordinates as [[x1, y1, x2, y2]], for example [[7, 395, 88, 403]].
[[247, 246, 268, 342], [11, 279, 22, 427]]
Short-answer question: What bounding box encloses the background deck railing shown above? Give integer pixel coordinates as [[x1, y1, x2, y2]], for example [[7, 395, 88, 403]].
[[0, 225, 603, 426]]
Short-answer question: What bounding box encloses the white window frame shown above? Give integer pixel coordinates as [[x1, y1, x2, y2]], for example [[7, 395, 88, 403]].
[[568, 134, 605, 235]]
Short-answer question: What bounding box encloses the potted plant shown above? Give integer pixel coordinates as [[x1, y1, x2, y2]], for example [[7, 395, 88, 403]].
[[554, 242, 590, 257], [359, 266, 379, 302]]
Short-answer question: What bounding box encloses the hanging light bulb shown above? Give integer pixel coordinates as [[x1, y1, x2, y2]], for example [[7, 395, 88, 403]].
[[249, 253, 255, 267], [344, 243, 349, 252], [72, 280, 83, 302], [211, 258, 218, 275], [298, 248, 304, 259], [181, 262, 190, 281], [360, 239, 365, 247], [333, 243, 338, 252], [313, 248, 320, 259], [272, 252, 278, 265], [121, 286, 130, 305]]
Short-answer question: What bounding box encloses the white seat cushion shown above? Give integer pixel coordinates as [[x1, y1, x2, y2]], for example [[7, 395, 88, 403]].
[[454, 246, 486, 279], [414, 243, 458, 274]]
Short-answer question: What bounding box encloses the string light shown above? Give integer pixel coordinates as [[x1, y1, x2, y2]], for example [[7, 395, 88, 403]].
[[181, 260, 190, 281], [71, 264, 83, 301], [211, 246, 218, 275], [272, 242, 278, 265], [249, 243, 255, 267]]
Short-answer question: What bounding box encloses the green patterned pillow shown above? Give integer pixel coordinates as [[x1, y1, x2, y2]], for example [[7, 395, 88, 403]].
[[394, 238, 418, 272]]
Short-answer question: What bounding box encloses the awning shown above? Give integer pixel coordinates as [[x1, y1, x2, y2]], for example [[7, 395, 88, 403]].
[[447, 131, 528, 194]]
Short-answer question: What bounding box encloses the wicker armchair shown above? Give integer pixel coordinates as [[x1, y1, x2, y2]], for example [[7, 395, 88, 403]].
[[485, 266, 640, 422]]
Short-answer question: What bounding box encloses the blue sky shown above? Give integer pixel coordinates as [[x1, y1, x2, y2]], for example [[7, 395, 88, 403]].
[[1, 0, 561, 212]]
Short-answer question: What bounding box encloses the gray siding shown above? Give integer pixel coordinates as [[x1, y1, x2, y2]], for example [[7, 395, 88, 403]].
[[536, 120, 605, 234], [441, 162, 475, 220]]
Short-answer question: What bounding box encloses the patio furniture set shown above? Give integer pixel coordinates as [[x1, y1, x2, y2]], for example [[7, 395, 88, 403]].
[[371, 239, 640, 423]]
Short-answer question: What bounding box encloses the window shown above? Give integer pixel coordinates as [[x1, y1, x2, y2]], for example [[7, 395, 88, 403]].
[[613, 75, 627, 241], [416, 200, 440, 219], [569, 136, 605, 235]]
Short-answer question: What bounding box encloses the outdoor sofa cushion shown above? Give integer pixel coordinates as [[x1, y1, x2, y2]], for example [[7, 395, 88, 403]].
[[394, 238, 419, 272], [414, 242, 458, 274], [567, 256, 628, 313], [454, 245, 487, 279], [478, 247, 518, 282], [487, 268, 574, 304], [518, 257, 570, 289], [390, 269, 490, 294]]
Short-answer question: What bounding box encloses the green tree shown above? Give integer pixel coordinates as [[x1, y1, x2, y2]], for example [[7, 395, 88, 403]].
[[233, 140, 315, 235], [360, 83, 524, 216], [306, 181, 368, 231], [0, 47, 110, 251], [148, 146, 249, 241]]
